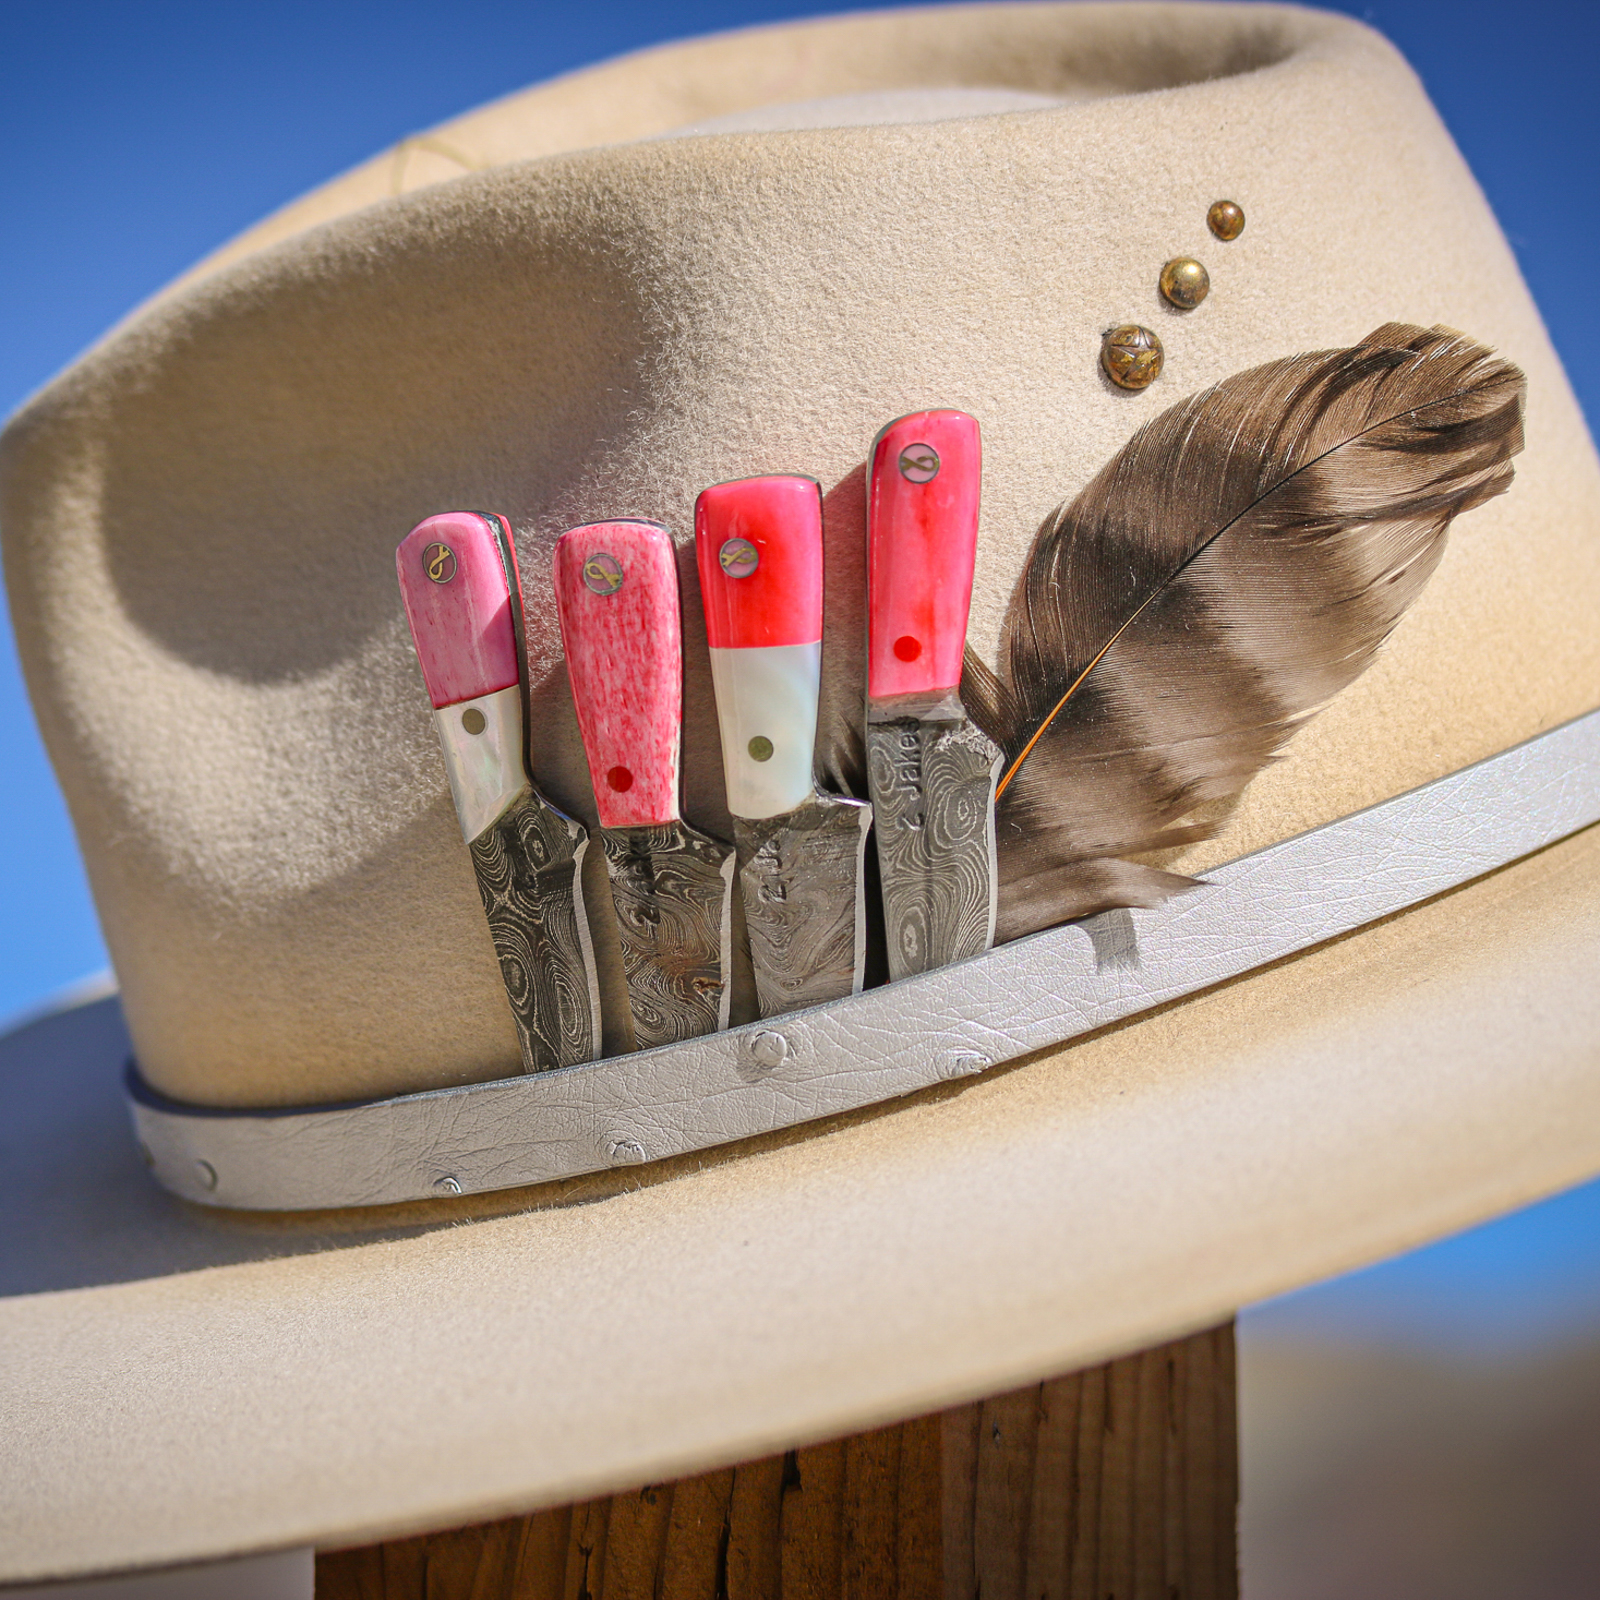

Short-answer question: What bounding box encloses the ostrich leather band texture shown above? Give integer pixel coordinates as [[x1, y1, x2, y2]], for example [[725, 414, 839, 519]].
[[128, 708, 1600, 1211]]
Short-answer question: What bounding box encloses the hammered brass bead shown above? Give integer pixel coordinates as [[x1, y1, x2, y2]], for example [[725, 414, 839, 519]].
[[1159, 257, 1210, 310], [1207, 200, 1245, 241], [1101, 324, 1163, 390]]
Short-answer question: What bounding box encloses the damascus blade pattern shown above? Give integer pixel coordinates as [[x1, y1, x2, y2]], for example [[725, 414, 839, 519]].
[[468, 787, 602, 1072], [734, 791, 872, 1018], [868, 715, 1003, 980], [602, 821, 735, 1049]]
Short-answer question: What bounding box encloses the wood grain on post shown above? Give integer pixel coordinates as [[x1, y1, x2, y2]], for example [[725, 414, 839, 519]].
[[317, 1321, 1236, 1600]]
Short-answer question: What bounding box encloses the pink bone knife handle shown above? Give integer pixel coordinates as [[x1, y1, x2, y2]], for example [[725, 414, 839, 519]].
[[396, 511, 521, 709], [695, 475, 824, 650], [554, 520, 685, 831], [866, 410, 982, 705]]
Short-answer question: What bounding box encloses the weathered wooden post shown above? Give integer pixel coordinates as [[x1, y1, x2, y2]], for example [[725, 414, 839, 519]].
[[319, 1324, 1236, 1600]]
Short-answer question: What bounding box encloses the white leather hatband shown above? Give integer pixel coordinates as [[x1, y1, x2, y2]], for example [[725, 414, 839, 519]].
[[128, 710, 1600, 1211]]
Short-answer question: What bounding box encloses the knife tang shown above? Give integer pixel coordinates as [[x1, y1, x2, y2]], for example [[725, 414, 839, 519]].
[[866, 411, 1003, 980], [397, 511, 600, 1072], [467, 790, 603, 1074], [695, 475, 871, 1016], [555, 519, 734, 1048]]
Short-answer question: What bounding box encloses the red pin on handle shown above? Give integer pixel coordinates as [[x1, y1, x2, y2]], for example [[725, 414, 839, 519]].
[[866, 410, 982, 707]]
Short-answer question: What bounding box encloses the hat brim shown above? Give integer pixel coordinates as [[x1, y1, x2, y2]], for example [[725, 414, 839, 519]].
[[5, 820, 1600, 1584]]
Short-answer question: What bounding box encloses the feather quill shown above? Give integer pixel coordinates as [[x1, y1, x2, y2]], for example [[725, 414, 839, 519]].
[[962, 322, 1526, 943]]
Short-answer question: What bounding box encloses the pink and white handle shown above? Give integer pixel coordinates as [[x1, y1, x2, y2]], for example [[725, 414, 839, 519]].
[[397, 511, 528, 841], [554, 520, 684, 831], [694, 476, 824, 820], [866, 410, 982, 706]]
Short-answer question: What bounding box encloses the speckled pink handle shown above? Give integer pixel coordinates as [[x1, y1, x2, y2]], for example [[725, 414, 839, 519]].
[[396, 511, 520, 709], [867, 410, 982, 702], [554, 520, 684, 830]]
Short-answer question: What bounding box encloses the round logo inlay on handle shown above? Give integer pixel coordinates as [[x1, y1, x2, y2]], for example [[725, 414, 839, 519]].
[[579, 553, 620, 598], [583, 552, 625, 595], [422, 542, 456, 584], [718, 537, 760, 578], [898, 444, 940, 483]]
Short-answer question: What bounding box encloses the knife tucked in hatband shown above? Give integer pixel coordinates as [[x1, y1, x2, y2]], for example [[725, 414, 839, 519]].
[[865, 411, 1004, 981], [695, 474, 871, 1016], [554, 519, 735, 1048], [397, 511, 602, 1070]]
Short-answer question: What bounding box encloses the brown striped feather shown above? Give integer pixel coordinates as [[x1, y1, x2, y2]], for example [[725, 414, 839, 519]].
[[962, 323, 1526, 943]]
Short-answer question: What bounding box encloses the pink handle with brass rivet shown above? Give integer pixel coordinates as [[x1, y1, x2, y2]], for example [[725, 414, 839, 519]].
[[554, 520, 684, 831], [696, 474, 824, 651], [866, 410, 982, 705], [695, 475, 824, 822], [396, 511, 522, 710], [397, 510, 602, 1073]]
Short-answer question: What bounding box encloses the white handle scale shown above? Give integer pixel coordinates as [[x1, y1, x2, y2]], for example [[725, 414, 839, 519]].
[[707, 642, 822, 818]]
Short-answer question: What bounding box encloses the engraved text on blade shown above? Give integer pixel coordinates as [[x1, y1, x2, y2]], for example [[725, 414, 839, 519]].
[[735, 792, 871, 1017]]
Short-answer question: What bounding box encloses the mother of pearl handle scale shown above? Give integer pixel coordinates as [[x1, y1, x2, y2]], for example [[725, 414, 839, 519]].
[[397, 512, 600, 1072], [554, 520, 734, 1048], [695, 476, 871, 1016], [866, 412, 1003, 981]]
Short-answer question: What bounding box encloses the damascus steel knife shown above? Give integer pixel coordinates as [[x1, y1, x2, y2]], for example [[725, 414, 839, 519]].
[[397, 511, 602, 1072], [866, 411, 1004, 981], [695, 475, 872, 1017], [554, 519, 735, 1049]]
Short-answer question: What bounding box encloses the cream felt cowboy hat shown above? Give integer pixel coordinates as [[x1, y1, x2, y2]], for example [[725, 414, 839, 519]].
[[4, 0, 1600, 1586]]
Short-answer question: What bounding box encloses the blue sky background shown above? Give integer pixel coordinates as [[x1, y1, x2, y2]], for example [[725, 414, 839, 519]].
[[2, 0, 1597, 1342]]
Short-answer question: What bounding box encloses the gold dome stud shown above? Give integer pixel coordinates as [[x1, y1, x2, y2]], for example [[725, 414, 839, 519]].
[[1159, 257, 1210, 310], [1101, 324, 1164, 390], [1207, 200, 1245, 241]]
